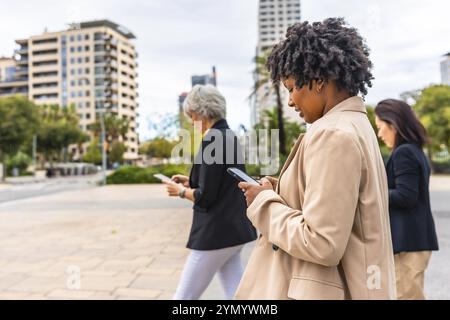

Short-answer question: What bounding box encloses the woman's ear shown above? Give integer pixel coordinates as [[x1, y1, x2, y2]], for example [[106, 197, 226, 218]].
[[316, 79, 325, 93]]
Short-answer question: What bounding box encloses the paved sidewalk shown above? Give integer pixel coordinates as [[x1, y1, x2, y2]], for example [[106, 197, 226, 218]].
[[0, 185, 194, 300], [0, 176, 449, 300]]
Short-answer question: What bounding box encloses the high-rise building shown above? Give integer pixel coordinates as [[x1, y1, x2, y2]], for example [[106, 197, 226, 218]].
[[0, 20, 139, 162], [252, 0, 301, 127], [441, 52, 450, 85], [178, 92, 188, 115], [191, 66, 217, 87], [0, 56, 28, 96]]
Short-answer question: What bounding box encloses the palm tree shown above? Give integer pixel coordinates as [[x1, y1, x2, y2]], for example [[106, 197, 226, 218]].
[[249, 49, 287, 156], [89, 114, 130, 143]]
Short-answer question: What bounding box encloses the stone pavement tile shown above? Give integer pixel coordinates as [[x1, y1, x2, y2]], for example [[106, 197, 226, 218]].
[[81, 270, 118, 277], [114, 288, 162, 299], [0, 260, 53, 274], [129, 274, 179, 292], [148, 256, 186, 269], [96, 256, 154, 272], [80, 272, 137, 291], [8, 276, 67, 294], [0, 274, 25, 290], [46, 289, 96, 299], [0, 291, 31, 299], [135, 267, 177, 276], [34, 257, 104, 277], [22, 294, 47, 300], [90, 291, 117, 300], [157, 291, 175, 300]]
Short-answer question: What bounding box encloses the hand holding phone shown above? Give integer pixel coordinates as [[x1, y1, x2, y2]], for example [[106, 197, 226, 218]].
[[153, 174, 173, 183], [227, 168, 261, 186]]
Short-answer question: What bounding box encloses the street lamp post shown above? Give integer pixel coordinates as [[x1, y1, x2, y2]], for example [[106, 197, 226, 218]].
[[99, 110, 107, 186]]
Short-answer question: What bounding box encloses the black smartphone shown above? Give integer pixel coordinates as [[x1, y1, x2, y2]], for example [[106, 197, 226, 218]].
[[227, 168, 261, 185]]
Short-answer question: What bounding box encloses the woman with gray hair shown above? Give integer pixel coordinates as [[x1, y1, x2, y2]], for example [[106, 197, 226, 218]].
[[163, 85, 257, 300]]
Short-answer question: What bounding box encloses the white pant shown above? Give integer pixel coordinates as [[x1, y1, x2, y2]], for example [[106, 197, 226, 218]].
[[173, 244, 245, 300]]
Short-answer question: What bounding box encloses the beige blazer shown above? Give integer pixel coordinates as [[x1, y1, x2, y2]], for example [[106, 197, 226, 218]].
[[235, 97, 396, 300]]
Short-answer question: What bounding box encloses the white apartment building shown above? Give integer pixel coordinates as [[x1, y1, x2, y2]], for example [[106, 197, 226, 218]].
[[0, 20, 139, 162], [252, 0, 302, 127]]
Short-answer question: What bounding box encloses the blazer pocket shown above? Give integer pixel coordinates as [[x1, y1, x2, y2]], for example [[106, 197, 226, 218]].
[[287, 276, 345, 300]]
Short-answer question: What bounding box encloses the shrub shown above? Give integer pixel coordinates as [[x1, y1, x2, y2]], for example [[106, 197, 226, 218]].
[[6, 151, 32, 176], [106, 164, 190, 185]]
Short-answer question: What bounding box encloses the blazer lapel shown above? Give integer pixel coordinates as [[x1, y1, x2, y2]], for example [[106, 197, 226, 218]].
[[276, 133, 304, 193]]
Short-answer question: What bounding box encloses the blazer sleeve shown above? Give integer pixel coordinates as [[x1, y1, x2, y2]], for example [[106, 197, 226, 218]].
[[193, 134, 226, 209], [389, 146, 420, 209], [247, 129, 362, 267]]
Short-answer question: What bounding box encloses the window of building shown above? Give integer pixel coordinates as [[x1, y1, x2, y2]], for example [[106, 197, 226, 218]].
[[77, 46, 82, 52], [77, 57, 82, 63], [85, 34, 90, 40], [70, 36, 75, 42]]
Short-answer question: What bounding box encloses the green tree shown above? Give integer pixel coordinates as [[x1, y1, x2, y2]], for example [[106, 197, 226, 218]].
[[37, 104, 88, 166], [249, 50, 287, 156], [83, 138, 102, 165], [411, 85, 450, 153], [109, 141, 126, 165], [89, 114, 130, 166], [255, 107, 306, 152], [140, 137, 178, 159], [366, 105, 391, 160], [89, 114, 130, 144], [6, 151, 32, 176], [0, 96, 39, 180]]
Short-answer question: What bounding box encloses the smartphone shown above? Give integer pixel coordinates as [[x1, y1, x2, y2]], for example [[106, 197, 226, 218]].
[[153, 173, 173, 183], [227, 168, 261, 185]]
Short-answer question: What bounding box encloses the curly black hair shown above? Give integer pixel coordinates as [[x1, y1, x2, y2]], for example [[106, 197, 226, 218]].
[[267, 17, 374, 97]]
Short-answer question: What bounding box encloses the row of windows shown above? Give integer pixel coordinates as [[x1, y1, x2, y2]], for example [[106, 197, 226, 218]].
[[261, 37, 282, 42], [70, 79, 90, 86], [260, 15, 300, 22], [261, 24, 287, 28], [70, 90, 91, 98], [70, 57, 90, 64], [77, 113, 92, 120], [260, 0, 299, 3], [261, 30, 284, 35], [70, 68, 90, 76], [69, 34, 90, 42], [260, 2, 300, 9], [76, 101, 91, 108], [70, 46, 90, 53], [260, 10, 300, 15]]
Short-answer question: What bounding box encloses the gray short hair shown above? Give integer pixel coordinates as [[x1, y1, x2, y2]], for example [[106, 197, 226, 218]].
[[183, 85, 227, 120]]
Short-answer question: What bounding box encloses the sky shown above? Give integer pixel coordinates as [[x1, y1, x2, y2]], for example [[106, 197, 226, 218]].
[[0, 0, 449, 140]]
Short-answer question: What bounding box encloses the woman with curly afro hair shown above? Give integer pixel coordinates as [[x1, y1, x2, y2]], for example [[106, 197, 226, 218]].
[[236, 18, 396, 300]]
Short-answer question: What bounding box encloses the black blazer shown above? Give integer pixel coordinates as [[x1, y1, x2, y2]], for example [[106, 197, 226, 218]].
[[386, 143, 439, 254], [187, 119, 257, 250]]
